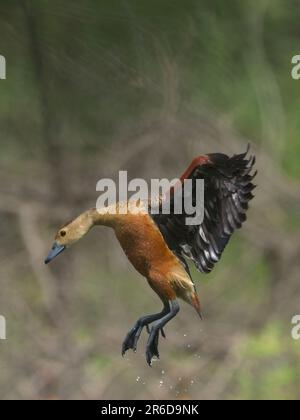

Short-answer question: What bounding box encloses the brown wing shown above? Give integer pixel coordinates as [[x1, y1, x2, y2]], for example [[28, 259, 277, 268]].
[[151, 146, 257, 274]]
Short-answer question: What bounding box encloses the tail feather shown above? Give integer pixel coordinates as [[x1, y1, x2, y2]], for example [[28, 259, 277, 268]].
[[191, 292, 203, 320]]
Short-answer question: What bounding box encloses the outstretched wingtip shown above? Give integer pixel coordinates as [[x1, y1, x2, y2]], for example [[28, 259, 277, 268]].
[[246, 142, 251, 155], [234, 143, 252, 160]]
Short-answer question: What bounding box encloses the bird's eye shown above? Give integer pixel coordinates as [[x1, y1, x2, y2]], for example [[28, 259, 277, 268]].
[[60, 231, 66, 237]]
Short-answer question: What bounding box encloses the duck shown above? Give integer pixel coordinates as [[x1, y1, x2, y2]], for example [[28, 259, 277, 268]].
[[45, 146, 256, 365]]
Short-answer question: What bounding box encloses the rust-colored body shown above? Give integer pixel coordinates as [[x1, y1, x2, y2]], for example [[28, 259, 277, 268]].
[[113, 212, 199, 309]]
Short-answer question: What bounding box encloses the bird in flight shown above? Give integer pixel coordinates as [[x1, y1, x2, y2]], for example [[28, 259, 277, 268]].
[[45, 146, 256, 365]]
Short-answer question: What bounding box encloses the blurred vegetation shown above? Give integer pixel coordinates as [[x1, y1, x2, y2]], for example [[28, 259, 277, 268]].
[[0, 0, 300, 400]]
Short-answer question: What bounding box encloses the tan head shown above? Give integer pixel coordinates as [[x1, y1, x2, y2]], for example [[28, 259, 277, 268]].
[[45, 210, 94, 264]]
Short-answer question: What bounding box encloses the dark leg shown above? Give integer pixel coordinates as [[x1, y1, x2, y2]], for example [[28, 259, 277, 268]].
[[146, 299, 180, 366], [122, 302, 169, 356]]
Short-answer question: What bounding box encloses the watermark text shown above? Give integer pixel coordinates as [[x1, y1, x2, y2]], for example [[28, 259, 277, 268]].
[[96, 172, 204, 226], [0, 315, 6, 340], [0, 55, 6, 80], [291, 55, 300, 80], [291, 315, 300, 340]]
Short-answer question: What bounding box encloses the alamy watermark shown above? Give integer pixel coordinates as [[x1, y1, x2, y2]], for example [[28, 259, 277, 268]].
[[0, 315, 6, 340], [96, 171, 204, 225], [291, 55, 300, 80], [0, 55, 6, 79], [291, 315, 300, 341]]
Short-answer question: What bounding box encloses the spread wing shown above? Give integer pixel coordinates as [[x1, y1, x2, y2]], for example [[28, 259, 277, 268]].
[[151, 146, 257, 274]]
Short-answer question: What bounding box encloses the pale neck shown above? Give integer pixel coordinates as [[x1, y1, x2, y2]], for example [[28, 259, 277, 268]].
[[88, 207, 115, 227]]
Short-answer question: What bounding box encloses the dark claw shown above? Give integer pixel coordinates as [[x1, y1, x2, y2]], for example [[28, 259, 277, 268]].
[[146, 329, 160, 366], [122, 326, 141, 356]]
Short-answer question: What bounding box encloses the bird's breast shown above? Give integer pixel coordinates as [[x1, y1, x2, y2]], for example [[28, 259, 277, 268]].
[[114, 213, 178, 278]]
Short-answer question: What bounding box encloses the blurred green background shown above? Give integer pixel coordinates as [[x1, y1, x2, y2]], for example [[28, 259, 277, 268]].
[[0, 0, 300, 400]]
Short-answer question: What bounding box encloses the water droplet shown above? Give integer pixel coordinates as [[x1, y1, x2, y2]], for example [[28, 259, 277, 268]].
[[183, 334, 187, 337], [190, 380, 194, 385], [187, 344, 191, 348], [161, 370, 165, 375], [136, 376, 140, 382], [159, 380, 163, 387]]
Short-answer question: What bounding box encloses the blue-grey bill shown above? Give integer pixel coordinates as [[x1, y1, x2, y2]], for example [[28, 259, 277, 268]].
[[44, 243, 66, 264]]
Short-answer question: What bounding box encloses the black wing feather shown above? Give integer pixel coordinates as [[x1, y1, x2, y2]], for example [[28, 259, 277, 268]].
[[151, 147, 257, 274]]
